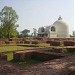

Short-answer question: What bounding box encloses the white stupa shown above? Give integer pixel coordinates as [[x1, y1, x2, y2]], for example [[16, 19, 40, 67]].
[[53, 16, 69, 38], [38, 16, 69, 38]]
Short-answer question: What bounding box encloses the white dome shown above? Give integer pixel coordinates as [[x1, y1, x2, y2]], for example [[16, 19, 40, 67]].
[[38, 27, 46, 34], [53, 16, 69, 38]]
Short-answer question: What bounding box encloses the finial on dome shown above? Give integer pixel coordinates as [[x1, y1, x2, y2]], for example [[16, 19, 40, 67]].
[[58, 15, 62, 20]]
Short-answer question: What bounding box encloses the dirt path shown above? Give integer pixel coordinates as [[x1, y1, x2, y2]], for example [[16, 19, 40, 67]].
[[0, 55, 75, 75]]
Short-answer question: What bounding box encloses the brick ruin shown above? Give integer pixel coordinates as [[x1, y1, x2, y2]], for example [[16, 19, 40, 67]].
[[0, 38, 75, 46]]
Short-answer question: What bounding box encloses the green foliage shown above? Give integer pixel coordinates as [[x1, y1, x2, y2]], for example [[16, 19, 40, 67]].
[[21, 29, 30, 37], [13, 58, 42, 67], [0, 6, 19, 38], [63, 48, 75, 54]]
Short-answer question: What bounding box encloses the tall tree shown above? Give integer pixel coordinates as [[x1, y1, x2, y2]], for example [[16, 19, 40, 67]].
[[21, 29, 30, 37], [0, 6, 19, 38]]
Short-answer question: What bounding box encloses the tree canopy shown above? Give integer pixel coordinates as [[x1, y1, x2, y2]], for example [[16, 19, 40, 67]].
[[0, 6, 19, 38], [21, 29, 30, 37]]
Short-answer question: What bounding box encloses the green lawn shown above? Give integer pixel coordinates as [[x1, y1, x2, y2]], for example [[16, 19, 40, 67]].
[[36, 43, 50, 47], [18, 43, 50, 47], [0, 43, 50, 53], [0, 45, 31, 52]]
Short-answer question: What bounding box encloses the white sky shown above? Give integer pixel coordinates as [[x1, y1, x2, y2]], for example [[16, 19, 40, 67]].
[[74, 0, 75, 31], [0, 0, 74, 34]]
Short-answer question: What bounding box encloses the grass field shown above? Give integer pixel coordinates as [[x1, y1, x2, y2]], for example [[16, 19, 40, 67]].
[[18, 43, 50, 47], [0, 43, 50, 53], [0, 45, 32, 52]]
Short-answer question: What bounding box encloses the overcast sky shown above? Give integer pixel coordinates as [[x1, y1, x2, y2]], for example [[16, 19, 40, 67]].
[[0, 0, 74, 34]]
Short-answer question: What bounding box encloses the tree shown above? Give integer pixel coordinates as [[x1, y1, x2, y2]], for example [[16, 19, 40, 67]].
[[33, 28, 37, 37], [0, 6, 19, 38], [21, 29, 30, 37]]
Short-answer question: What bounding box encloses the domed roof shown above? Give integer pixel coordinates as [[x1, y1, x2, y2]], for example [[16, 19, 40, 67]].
[[53, 16, 68, 28], [53, 16, 69, 38]]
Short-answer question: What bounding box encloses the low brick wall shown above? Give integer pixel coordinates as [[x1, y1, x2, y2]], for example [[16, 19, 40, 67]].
[[13, 51, 63, 61], [32, 52, 63, 61], [66, 48, 75, 53], [24, 41, 30, 44], [50, 41, 61, 46], [0, 38, 75, 45], [63, 41, 75, 46], [0, 54, 7, 60], [31, 41, 39, 44], [14, 52, 33, 61]]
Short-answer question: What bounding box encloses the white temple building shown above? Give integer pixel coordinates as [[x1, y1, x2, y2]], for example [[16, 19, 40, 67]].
[[38, 16, 69, 38]]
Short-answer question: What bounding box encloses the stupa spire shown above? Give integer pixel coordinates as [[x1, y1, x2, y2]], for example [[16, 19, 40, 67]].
[[58, 15, 62, 20]]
